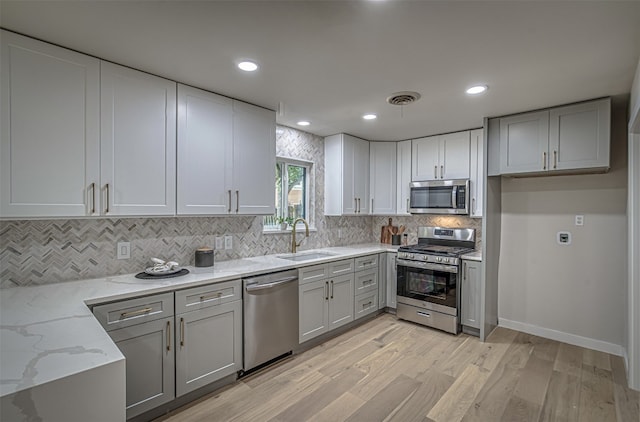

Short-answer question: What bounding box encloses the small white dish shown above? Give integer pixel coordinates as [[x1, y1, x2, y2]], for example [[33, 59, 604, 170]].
[[144, 266, 182, 276]]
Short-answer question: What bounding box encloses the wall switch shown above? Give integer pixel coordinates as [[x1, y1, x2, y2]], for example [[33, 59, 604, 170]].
[[117, 242, 130, 259], [338, 229, 342, 238], [557, 231, 572, 245], [575, 215, 584, 226], [224, 235, 233, 250], [215, 237, 224, 250]]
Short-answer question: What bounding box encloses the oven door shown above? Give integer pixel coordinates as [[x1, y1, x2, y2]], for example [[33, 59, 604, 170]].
[[396, 258, 458, 315]]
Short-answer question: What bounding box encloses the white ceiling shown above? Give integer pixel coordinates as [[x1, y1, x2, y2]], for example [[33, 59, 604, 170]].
[[1, 1, 639, 141]]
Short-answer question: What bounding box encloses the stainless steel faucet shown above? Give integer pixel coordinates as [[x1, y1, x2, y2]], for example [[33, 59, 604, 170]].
[[291, 218, 310, 253]]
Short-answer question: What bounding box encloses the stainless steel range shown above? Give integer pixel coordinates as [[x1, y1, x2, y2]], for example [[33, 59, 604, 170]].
[[396, 226, 475, 334]]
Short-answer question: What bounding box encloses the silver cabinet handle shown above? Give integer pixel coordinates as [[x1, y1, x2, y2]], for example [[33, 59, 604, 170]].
[[235, 190, 239, 213], [180, 317, 185, 347], [472, 198, 476, 214], [434, 165, 437, 179], [200, 292, 223, 301], [90, 183, 96, 214], [330, 280, 334, 299], [543, 152, 547, 170], [325, 281, 329, 301], [359, 198, 361, 213], [406, 198, 410, 212], [166, 321, 171, 351], [440, 165, 444, 179], [371, 198, 374, 213], [105, 183, 110, 214], [463, 262, 467, 280], [354, 198, 358, 213], [553, 150, 557, 169], [228, 190, 232, 213]]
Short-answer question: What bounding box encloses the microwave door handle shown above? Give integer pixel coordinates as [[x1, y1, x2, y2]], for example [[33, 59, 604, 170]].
[[451, 186, 457, 208]]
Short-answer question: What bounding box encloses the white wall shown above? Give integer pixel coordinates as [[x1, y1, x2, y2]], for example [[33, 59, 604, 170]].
[[498, 96, 628, 355], [627, 57, 640, 390]]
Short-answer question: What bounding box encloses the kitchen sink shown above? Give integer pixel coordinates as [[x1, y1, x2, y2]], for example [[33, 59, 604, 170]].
[[276, 252, 336, 262]]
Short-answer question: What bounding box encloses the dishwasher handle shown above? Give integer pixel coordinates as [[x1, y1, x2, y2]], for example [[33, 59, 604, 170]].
[[245, 275, 298, 292]]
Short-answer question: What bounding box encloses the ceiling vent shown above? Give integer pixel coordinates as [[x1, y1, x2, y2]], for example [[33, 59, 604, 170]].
[[386, 91, 421, 106]]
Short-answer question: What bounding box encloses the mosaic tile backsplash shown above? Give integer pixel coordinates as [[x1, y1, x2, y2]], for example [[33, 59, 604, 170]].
[[0, 126, 481, 288]]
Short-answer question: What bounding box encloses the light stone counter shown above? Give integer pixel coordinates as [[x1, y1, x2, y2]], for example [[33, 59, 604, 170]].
[[460, 250, 482, 261], [0, 243, 397, 420]]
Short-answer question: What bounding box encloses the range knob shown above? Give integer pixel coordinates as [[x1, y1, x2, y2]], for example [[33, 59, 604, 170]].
[[443, 258, 450, 263], [436, 257, 442, 262]]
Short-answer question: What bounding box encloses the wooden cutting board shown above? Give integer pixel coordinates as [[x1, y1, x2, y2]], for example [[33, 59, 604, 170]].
[[380, 218, 398, 244]]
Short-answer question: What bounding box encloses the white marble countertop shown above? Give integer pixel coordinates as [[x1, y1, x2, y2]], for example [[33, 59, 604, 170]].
[[460, 250, 483, 261], [0, 243, 399, 398]]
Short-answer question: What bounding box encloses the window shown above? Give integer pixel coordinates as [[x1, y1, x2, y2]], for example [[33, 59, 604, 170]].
[[264, 158, 312, 231]]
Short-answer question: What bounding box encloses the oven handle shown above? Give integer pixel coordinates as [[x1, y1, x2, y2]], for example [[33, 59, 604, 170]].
[[396, 258, 458, 274]]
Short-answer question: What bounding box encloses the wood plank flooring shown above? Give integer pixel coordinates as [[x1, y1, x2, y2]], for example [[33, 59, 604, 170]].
[[155, 314, 639, 422]]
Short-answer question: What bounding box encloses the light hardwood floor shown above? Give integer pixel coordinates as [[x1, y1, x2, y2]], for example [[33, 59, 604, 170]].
[[156, 314, 639, 422]]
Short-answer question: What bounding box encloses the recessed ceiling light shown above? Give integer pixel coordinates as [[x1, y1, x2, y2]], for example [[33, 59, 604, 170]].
[[363, 114, 377, 120], [466, 85, 488, 95], [297, 121, 310, 126], [237, 61, 258, 72]]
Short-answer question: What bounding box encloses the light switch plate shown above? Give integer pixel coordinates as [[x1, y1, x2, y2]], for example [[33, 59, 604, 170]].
[[224, 235, 233, 250], [117, 242, 130, 259], [215, 237, 224, 250]]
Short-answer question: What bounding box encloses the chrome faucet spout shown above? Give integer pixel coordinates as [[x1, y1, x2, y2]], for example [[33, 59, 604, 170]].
[[291, 218, 310, 253]]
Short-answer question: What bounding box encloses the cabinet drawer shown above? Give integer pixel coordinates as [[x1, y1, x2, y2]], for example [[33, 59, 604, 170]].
[[328, 259, 354, 276], [299, 264, 328, 285], [354, 291, 378, 320], [175, 279, 241, 314], [93, 292, 174, 332], [354, 268, 378, 295], [355, 254, 378, 272]]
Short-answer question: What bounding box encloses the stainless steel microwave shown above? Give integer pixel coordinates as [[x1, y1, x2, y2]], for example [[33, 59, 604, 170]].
[[409, 180, 469, 214]]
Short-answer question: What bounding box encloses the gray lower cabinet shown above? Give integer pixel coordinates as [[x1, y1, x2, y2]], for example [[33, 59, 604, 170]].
[[175, 300, 242, 397], [461, 259, 483, 330], [299, 264, 355, 344], [386, 252, 397, 309], [354, 254, 379, 320], [94, 293, 176, 420]]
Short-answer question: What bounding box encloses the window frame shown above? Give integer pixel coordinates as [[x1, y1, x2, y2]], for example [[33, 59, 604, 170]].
[[264, 156, 314, 232]]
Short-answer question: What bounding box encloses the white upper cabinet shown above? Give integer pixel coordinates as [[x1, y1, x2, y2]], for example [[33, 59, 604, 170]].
[[369, 142, 396, 215], [101, 62, 177, 216], [549, 98, 610, 171], [498, 97, 610, 176], [177, 85, 233, 215], [499, 110, 549, 174], [396, 140, 412, 215], [412, 131, 470, 181], [232, 101, 276, 215], [0, 30, 100, 217], [325, 134, 370, 216], [469, 129, 484, 218]]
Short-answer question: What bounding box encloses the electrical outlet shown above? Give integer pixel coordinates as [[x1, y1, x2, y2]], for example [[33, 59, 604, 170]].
[[338, 229, 342, 238], [224, 235, 233, 250], [215, 237, 224, 250], [117, 242, 130, 260], [575, 215, 584, 226]]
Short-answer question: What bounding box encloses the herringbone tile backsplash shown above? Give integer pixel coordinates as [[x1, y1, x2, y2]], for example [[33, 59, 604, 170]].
[[0, 126, 481, 288]]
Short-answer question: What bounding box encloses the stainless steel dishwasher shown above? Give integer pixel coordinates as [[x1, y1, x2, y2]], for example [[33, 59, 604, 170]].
[[242, 269, 298, 373]]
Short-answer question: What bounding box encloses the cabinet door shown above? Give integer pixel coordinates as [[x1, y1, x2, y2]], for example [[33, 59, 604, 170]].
[[355, 291, 379, 320], [469, 129, 484, 218], [328, 273, 354, 330], [299, 279, 329, 343], [354, 268, 378, 295], [396, 140, 412, 215], [109, 317, 175, 419], [176, 300, 242, 397], [0, 31, 100, 217], [549, 98, 610, 171], [177, 84, 233, 215], [499, 110, 549, 174], [340, 135, 357, 215], [440, 131, 470, 179], [100, 62, 176, 215], [386, 253, 397, 308], [232, 101, 276, 215], [369, 142, 397, 215], [461, 260, 482, 329], [353, 136, 370, 214], [378, 253, 387, 309], [412, 136, 440, 181]]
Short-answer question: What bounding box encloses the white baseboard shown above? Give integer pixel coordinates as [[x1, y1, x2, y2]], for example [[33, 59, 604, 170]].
[[498, 318, 625, 357]]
